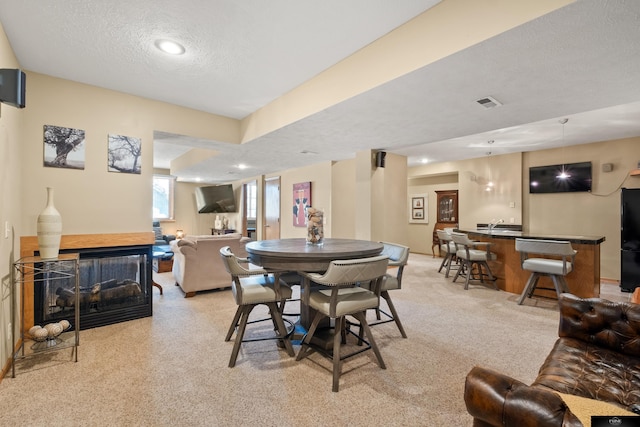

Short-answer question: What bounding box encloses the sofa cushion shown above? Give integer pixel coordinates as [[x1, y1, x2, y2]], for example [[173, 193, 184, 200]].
[[533, 337, 640, 413]]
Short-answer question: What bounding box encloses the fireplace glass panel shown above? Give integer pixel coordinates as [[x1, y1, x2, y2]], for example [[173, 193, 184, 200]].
[[34, 247, 151, 330]]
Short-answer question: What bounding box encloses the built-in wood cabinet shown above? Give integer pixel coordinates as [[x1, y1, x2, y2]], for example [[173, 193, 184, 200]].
[[436, 190, 458, 223], [432, 190, 458, 256]]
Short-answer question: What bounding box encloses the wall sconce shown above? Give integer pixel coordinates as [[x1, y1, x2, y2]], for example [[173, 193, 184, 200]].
[[175, 229, 184, 240]]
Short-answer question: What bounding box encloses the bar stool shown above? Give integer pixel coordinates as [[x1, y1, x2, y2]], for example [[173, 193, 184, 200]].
[[515, 238, 576, 305], [219, 246, 295, 367], [357, 242, 409, 338], [296, 255, 389, 392], [450, 232, 498, 290], [436, 229, 458, 278]]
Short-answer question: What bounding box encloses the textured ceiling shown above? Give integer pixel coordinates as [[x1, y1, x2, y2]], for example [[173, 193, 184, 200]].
[[2, 0, 640, 183]]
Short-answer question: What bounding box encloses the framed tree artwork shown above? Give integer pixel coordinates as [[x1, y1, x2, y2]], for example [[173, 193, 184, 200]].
[[43, 124, 86, 170], [108, 134, 142, 174], [293, 182, 311, 227]]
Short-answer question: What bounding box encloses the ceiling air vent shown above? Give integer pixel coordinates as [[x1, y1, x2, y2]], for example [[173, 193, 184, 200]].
[[476, 96, 502, 109]]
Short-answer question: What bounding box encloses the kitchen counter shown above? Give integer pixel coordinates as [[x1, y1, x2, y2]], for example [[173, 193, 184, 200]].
[[460, 228, 605, 245], [454, 228, 605, 299]]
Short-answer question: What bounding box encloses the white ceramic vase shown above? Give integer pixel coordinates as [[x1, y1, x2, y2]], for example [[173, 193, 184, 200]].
[[37, 187, 62, 260]]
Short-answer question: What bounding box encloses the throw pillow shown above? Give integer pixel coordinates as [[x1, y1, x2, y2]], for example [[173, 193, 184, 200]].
[[153, 227, 163, 240]]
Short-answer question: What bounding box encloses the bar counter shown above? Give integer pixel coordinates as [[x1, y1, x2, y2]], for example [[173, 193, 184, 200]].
[[456, 229, 605, 299]]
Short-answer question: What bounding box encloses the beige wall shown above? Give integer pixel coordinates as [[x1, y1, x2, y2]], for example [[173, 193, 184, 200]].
[[271, 151, 408, 246], [524, 137, 640, 280], [0, 21, 24, 373], [373, 152, 409, 245], [20, 72, 239, 237], [409, 152, 523, 254], [331, 159, 357, 239], [272, 162, 333, 239], [408, 174, 459, 255], [409, 139, 640, 281]]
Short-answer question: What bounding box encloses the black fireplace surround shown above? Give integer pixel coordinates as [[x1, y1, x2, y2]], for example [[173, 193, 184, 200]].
[[34, 245, 153, 330]]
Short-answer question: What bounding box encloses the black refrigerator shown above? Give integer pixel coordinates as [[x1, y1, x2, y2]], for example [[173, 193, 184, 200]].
[[621, 188, 640, 292]]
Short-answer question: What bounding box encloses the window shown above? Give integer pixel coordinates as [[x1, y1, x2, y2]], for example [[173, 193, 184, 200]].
[[246, 181, 257, 219], [153, 175, 175, 220]]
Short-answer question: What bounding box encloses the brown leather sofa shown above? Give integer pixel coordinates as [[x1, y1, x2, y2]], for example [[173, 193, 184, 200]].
[[464, 293, 640, 426]]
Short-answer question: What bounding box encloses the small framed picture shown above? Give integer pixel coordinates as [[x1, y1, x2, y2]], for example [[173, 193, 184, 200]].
[[409, 194, 428, 223]]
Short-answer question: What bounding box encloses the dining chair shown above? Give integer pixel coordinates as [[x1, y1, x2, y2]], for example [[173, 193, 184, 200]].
[[436, 229, 458, 278], [357, 242, 409, 338], [515, 238, 576, 305], [296, 255, 389, 392], [450, 232, 498, 290], [219, 246, 295, 367]]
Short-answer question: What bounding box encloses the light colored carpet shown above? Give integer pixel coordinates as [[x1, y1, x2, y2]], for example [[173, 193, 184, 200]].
[[1, 253, 601, 426]]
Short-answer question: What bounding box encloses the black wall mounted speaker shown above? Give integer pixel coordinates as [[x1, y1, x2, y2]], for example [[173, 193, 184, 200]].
[[375, 151, 386, 168], [0, 68, 26, 108]]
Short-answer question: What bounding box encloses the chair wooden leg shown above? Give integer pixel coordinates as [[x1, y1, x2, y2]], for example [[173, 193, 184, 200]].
[[225, 306, 243, 341], [452, 261, 464, 282], [482, 262, 498, 290], [266, 302, 295, 357], [528, 275, 541, 298], [550, 276, 566, 301], [382, 291, 407, 338], [464, 261, 473, 290], [518, 274, 538, 305], [353, 312, 386, 370], [559, 276, 570, 293], [229, 305, 252, 367], [332, 316, 344, 392], [438, 254, 449, 272], [296, 311, 323, 361], [445, 255, 456, 278]]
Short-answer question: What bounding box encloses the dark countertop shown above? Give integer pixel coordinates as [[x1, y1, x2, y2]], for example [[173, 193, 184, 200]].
[[457, 229, 605, 245]]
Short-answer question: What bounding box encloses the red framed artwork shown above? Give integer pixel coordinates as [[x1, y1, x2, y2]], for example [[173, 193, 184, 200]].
[[293, 182, 311, 227]]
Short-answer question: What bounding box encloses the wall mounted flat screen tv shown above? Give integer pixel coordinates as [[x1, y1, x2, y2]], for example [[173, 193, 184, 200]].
[[195, 184, 237, 213], [529, 161, 592, 194]]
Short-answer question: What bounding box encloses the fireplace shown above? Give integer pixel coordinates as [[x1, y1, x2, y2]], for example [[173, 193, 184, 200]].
[[33, 246, 152, 330], [21, 233, 155, 331]]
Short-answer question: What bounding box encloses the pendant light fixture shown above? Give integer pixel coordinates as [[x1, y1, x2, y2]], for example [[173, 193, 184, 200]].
[[486, 140, 494, 191], [557, 118, 570, 179]]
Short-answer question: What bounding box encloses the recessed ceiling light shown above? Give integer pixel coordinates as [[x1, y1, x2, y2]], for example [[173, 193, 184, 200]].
[[237, 164, 248, 169], [421, 158, 428, 164], [154, 39, 185, 55]]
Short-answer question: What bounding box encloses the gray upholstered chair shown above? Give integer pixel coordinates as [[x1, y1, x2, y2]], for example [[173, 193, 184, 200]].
[[450, 232, 498, 290], [219, 246, 294, 367], [360, 242, 409, 338], [515, 238, 577, 305], [436, 229, 458, 278], [296, 255, 389, 392]]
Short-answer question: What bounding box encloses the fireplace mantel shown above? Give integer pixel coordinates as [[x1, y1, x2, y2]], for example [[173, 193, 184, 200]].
[[20, 232, 155, 258], [20, 232, 155, 329]]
